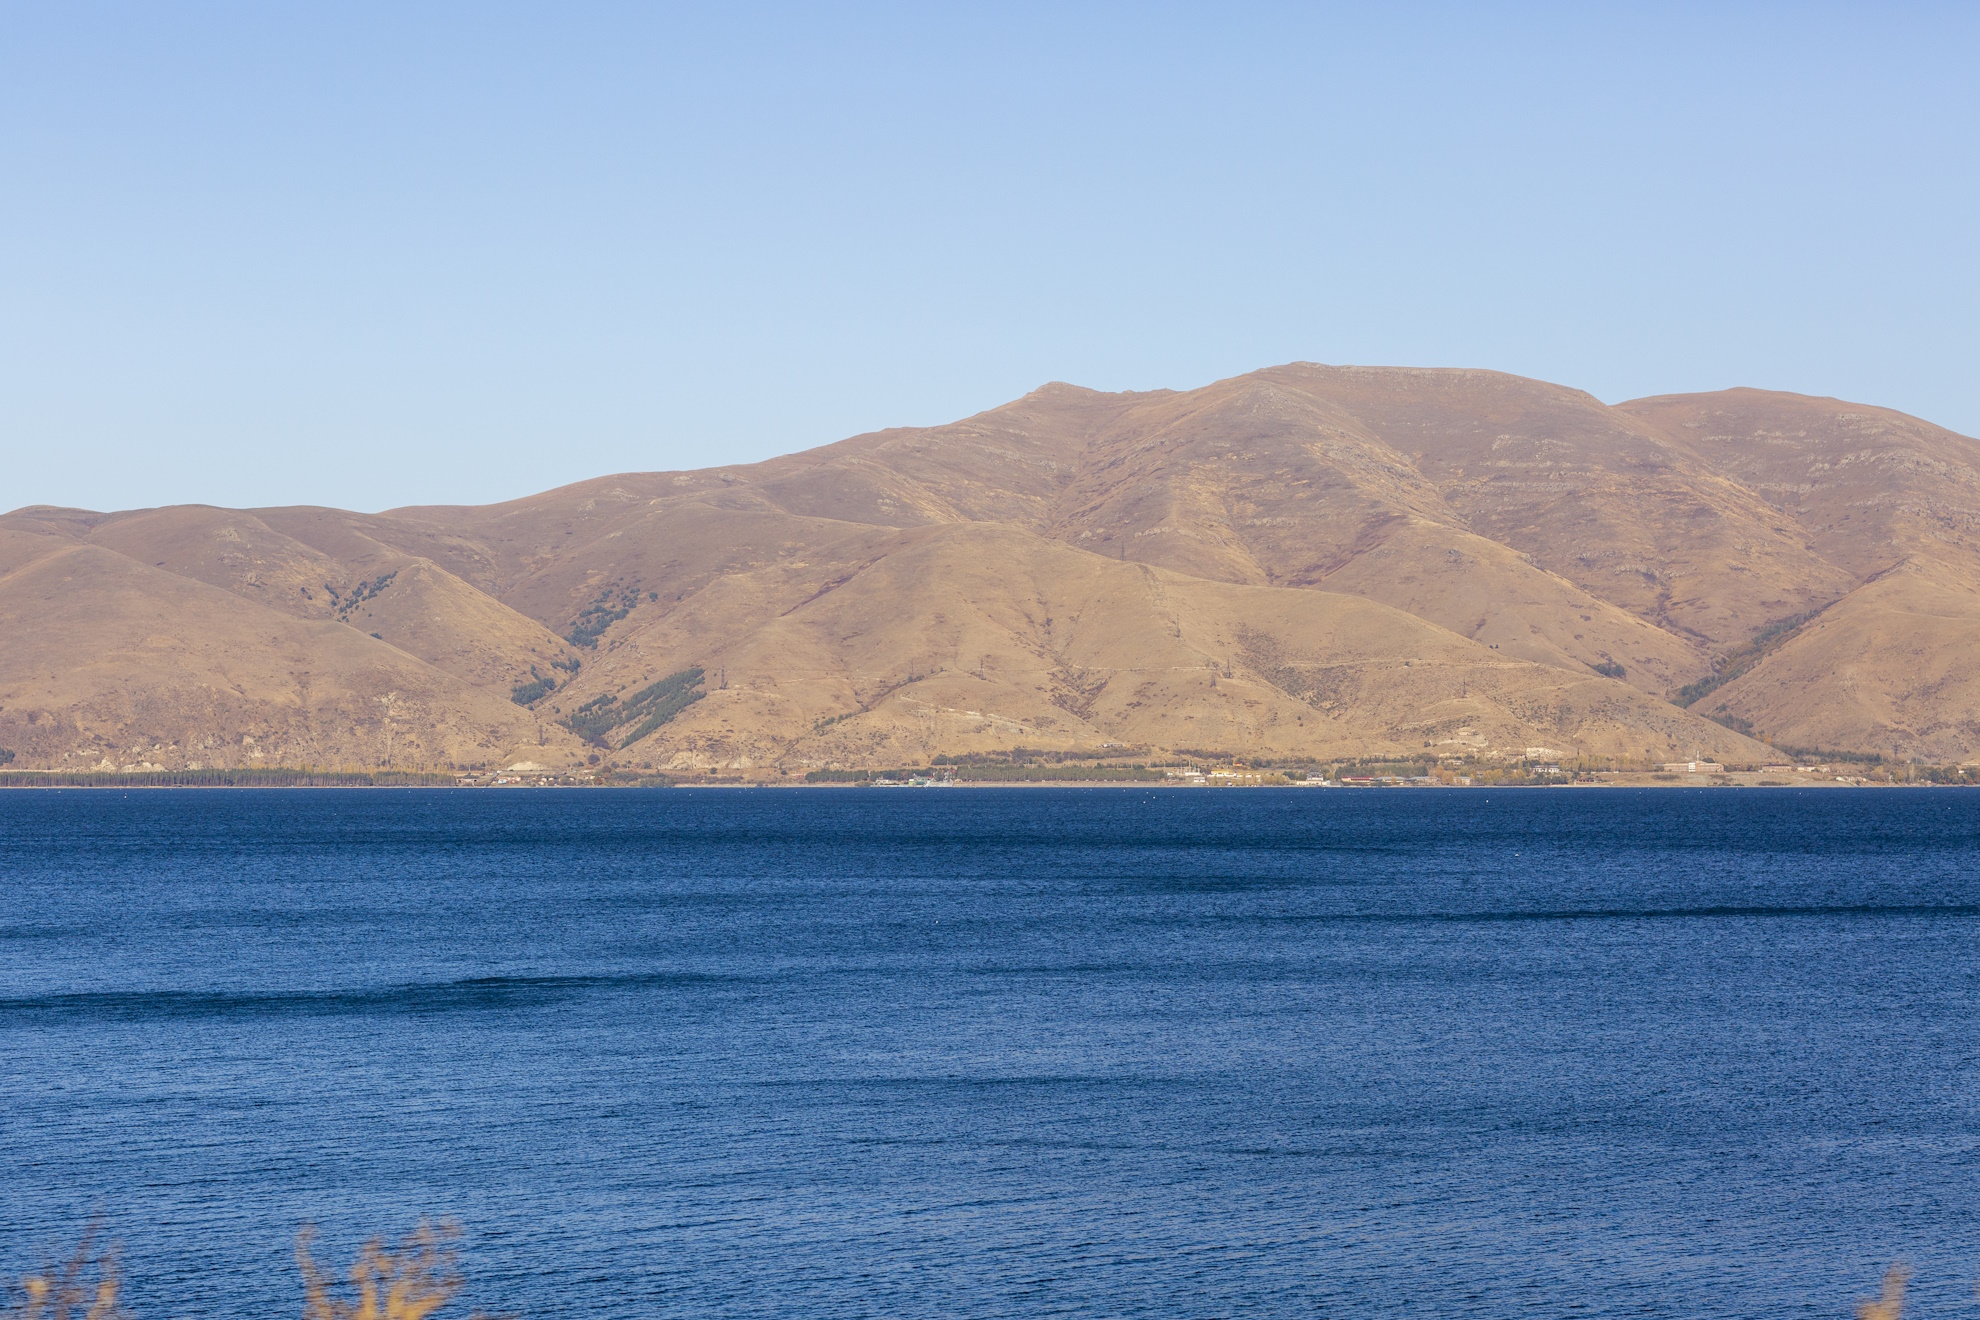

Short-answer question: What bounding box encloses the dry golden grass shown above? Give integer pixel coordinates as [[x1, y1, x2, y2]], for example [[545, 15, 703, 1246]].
[[4, 1228, 127, 1320], [296, 1222, 489, 1320], [7, 1224, 488, 1320], [0, 1224, 1950, 1317], [1855, 1265, 1908, 1320]]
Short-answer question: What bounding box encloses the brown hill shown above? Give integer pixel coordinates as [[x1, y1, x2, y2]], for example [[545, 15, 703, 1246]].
[[0, 522, 579, 772], [5, 365, 1976, 773]]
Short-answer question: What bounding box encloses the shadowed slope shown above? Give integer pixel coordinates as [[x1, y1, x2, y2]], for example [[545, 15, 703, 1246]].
[[0, 526, 579, 770], [1688, 555, 1980, 761], [1620, 389, 1980, 759], [82, 505, 580, 690], [1619, 388, 1980, 577], [1249, 366, 1858, 647], [534, 522, 1769, 772]]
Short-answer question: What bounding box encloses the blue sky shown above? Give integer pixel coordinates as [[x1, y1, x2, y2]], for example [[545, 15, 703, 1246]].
[[3, 3, 1975, 513]]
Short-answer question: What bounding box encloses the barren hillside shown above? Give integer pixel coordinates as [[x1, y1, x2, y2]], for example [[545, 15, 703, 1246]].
[[5, 365, 1976, 774]]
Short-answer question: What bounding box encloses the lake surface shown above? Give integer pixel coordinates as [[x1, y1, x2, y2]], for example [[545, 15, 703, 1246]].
[[3, 787, 1978, 1317]]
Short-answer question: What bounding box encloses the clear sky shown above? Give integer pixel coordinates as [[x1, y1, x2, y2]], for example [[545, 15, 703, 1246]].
[[3, 2, 1976, 514]]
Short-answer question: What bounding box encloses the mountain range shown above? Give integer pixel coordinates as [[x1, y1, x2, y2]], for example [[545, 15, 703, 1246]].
[[5, 364, 1978, 776]]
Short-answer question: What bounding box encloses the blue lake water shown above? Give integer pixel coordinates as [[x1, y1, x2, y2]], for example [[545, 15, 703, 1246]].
[[2, 787, 1978, 1317]]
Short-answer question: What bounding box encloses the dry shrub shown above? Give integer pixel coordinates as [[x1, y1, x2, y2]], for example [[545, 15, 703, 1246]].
[[7, 1221, 493, 1320], [296, 1221, 492, 1320], [6, 1224, 1933, 1320], [4, 1227, 128, 1320], [1855, 1265, 1908, 1320]]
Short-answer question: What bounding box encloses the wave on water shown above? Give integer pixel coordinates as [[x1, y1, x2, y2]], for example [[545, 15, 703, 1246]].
[[0, 970, 750, 1021], [1236, 902, 1980, 925]]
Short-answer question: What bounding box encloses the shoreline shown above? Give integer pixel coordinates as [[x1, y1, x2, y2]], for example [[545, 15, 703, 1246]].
[[0, 776, 1960, 791]]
